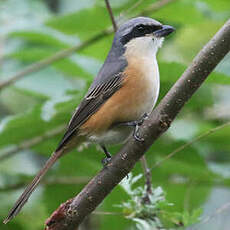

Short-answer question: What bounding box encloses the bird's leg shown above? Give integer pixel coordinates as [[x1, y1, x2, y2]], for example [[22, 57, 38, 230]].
[[118, 113, 149, 142], [100, 145, 112, 166]]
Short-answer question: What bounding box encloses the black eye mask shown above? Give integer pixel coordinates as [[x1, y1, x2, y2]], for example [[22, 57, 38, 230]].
[[120, 24, 162, 45]]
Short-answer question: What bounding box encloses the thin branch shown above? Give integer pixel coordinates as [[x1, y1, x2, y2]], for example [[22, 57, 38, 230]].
[[150, 121, 230, 171], [194, 202, 230, 229], [0, 30, 111, 90], [0, 0, 175, 91], [0, 125, 65, 161], [0, 176, 90, 192], [92, 211, 123, 216], [139, 0, 177, 17], [140, 156, 152, 204], [3, 174, 225, 193], [105, 0, 117, 32], [44, 176, 90, 186], [120, 0, 144, 16], [119, 0, 177, 25], [44, 18, 230, 230]]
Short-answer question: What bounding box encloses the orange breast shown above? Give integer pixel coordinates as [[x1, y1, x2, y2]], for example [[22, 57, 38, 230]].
[[80, 57, 156, 135]]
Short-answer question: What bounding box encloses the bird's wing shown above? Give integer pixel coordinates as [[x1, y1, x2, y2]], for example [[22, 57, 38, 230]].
[[56, 72, 124, 151]]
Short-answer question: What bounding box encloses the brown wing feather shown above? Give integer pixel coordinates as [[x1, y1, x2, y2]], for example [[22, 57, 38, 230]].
[[56, 73, 124, 151]]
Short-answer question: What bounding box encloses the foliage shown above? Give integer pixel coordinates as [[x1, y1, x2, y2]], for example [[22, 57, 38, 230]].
[[118, 173, 202, 229], [0, 0, 230, 229]]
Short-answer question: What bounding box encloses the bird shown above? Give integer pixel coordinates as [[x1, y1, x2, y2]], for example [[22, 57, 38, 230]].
[[4, 16, 174, 224]]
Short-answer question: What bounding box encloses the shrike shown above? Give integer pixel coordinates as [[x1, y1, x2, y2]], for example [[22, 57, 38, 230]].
[[4, 16, 174, 224]]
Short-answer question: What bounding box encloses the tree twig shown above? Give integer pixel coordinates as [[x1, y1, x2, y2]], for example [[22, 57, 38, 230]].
[[0, 0, 176, 91], [105, 0, 117, 32], [92, 211, 123, 216], [150, 121, 230, 171], [194, 201, 230, 229], [0, 125, 65, 161], [0, 30, 111, 91], [121, 0, 144, 16], [0, 176, 90, 192], [3, 173, 227, 193], [139, 0, 177, 17], [44, 17, 230, 230], [140, 156, 152, 204]]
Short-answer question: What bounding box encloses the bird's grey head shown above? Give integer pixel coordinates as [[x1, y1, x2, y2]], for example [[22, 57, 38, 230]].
[[113, 17, 174, 57], [95, 17, 174, 87]]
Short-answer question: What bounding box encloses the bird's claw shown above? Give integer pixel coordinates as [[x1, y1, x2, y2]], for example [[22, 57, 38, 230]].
[[133, 113, 148, 142], [133, 128, 144, 142], [101, 157, 112, 166], [137, 113, 149, 126]]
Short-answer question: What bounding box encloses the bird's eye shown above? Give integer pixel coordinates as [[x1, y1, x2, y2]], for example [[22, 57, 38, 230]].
[[137, 25, 145, 33]]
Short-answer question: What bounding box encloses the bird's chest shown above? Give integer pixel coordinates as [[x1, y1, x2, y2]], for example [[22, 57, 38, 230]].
[[120, 56, 160, 120]]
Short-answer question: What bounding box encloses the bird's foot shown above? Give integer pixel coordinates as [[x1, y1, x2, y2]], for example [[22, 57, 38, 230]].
[[118, 113, 148, 142], [133, 124, 144, 142], [132, 113, 149, 142], [100, 145, 112, 167], [101, 156, 112, 166]]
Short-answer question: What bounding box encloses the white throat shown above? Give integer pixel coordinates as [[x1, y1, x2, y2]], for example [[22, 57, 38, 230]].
[[124, 36, 164, 58]]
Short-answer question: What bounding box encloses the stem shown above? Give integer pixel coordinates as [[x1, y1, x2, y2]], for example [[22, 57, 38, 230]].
[[0, 125, 65, 161], [0, 30, 111, 91], [105, 0, 117, 32], [151, 121, 230, 171], [140, 156, 152, 204]]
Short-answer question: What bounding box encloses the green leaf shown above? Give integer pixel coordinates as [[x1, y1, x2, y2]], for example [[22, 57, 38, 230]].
[[10, 30, 70, 48], [0, 92, 82, 150], [203, 0, 230, 12], [142, 139, 216, 212], [152, 0, 205, 25], [46, 6, 111, 39], [0, 86, 48, 114], [9, 48, 93, 80]]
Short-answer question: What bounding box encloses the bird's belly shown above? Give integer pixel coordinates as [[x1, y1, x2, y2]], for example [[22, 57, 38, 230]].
[[88, 126, 132, 145]]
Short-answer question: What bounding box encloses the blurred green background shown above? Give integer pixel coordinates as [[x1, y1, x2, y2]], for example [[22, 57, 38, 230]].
[[0, 0, 230, 229]]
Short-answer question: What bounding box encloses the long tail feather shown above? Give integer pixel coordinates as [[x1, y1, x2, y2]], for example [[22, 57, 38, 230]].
[[3, 150, 63, 224]]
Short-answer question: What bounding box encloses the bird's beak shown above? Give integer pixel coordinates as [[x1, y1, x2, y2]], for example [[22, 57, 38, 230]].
[[153, 25, 175, 37]]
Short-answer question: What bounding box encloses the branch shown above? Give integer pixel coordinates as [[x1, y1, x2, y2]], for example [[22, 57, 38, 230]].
[[197, 202, 230, 228], [0, 125, 65, 161], [121, 0, 144, 16], [105, 0, 117, 32], [44, 18, 230, 230], [140, 156, 152, 204], [151, 121, 230, 170], [0, 176, 89, 192], [0, 30, 111, 90], [0, 0, 175, 91], [139, 0, 177, 17]]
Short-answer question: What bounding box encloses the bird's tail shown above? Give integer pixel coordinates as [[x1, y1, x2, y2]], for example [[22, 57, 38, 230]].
[[3, 149, 63, 224]]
